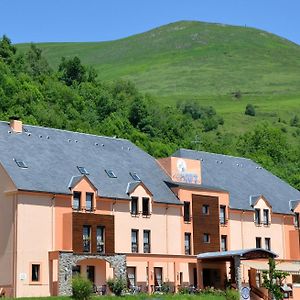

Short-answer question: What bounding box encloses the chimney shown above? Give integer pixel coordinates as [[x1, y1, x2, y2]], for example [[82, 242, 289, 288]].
[[9, 117, 23, 133]]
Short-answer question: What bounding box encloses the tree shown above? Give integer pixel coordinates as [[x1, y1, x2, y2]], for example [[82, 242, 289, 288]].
[[0, 35, 16, 64], [237, 124, 288, 164], [245, 104, 256, 116], [25, 44, 51, 77], [128, 97, 149, 129], [262, 258, 288, 300], [58, 56, 86, 86]]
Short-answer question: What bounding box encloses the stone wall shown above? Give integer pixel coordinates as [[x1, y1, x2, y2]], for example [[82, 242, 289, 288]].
[[58, 252, 127, 295]]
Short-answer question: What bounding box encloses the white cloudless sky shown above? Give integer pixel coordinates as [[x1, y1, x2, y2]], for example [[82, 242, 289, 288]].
[[1, 0, 299, 45]]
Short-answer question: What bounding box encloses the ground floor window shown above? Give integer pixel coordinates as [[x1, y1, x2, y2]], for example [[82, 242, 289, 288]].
[[154, 267, 163, 287], [31, 263, 41, 283], [127, 267, 136, 287]]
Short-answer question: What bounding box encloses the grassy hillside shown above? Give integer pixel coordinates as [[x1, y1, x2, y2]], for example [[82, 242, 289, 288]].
[[16, 21, 300, 143], [17, 21, 300, 97]]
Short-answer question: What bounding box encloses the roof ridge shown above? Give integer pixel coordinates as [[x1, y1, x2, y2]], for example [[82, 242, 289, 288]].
[[177, 148, 253, 161], [0, 121, 130, 142]]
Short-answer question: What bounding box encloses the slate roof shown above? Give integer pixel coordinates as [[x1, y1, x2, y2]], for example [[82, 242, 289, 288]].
[[173, 149, 300, 214], [0, 121, 180, 205]]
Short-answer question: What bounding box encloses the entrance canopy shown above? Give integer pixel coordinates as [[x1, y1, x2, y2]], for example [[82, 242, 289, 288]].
[[197, 248, 278, 292], [197, 248, 277, 262]]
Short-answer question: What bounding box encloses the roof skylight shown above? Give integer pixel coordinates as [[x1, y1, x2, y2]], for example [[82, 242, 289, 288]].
[[130, 172, 141, 181], [105, 169, 117, 178], [14, 159, 28, 169], [77, 166, 89, 175]]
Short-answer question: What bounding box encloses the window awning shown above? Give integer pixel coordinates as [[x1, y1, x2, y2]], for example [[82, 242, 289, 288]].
[[242, 260, 300, 274]]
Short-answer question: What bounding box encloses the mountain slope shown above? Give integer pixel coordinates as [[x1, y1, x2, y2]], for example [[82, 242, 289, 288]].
[[17, 20, 300, 99]]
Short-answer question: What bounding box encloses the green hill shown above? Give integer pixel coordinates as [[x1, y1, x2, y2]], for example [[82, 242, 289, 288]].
[[16, 21, 300, 139], [17, 20, 300, 97]]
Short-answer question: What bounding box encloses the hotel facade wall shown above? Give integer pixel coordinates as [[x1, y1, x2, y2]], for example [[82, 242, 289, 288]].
[[0, 164, 16, 297], [15, 193, 54, 297]]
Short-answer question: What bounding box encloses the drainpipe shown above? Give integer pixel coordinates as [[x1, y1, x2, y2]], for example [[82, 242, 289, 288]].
[[241, 211, 245, 249], [51, 195, 56, 251], [281, 216, 286, 259], [12, 193, 18, 298], [166, 205, 169, 254]]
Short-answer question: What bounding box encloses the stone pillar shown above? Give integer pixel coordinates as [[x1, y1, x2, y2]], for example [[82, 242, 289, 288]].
[[58, 252, 74, 296], [233, 256, 241, 293], [106, 254, 127, 280]]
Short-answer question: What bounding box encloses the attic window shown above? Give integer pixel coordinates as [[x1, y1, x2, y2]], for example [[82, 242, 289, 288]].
[[105, 169, 117, 178], [77, 166, 89, 175], [130, 172, 140, 181], [14, 159, 28, 169]]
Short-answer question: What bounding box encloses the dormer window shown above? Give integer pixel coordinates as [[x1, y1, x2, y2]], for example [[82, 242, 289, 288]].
[[263, 209, 270, 226], [295, 213, 300, 228], [77, 166, 89, 175], [14, 159, 28, 169], [131, 197, 138, 216], [73, 192, 81, 210], [142, 197, 150, 216], [105, 169, 117, 178], [86, 193, 93, 212], [130, 172, 141, 181], [255, 208, 261, 225]]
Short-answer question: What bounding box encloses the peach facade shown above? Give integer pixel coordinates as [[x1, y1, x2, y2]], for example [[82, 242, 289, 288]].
[[1, 142, 300, 299]]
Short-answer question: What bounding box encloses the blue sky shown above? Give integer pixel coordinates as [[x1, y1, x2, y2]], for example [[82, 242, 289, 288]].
[[1, 0, 300, 45]]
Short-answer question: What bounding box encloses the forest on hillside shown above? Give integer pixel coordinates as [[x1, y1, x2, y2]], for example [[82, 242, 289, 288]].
[[0, 35, 300, 190]]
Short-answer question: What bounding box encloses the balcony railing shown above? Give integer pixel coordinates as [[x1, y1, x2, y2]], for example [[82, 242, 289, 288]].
[[220, 218, 228, 226], [144, 243, 150, 253], [131, 243, 138, 253], [185, 246, 191, 255], [184, 215, 191, 223], [97, 242, 104, 253], [83, 239, 91, 252]]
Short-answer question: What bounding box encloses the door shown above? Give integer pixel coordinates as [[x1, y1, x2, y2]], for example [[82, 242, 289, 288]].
[[193, 268, 198, 287], [154, 267, 163, 287], [87, 266, 95, 283]]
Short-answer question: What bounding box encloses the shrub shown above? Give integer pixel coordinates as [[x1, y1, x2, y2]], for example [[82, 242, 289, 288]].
[[160, 281, 172, 293], [225, 288, 239, 300], [233, 90, 242, 99], [245, 104, 256, 116], [290, 115, 299, 127], [107, 276, 127, 296], [178, 286, 190, 294], [72, 275, 93, 300]]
